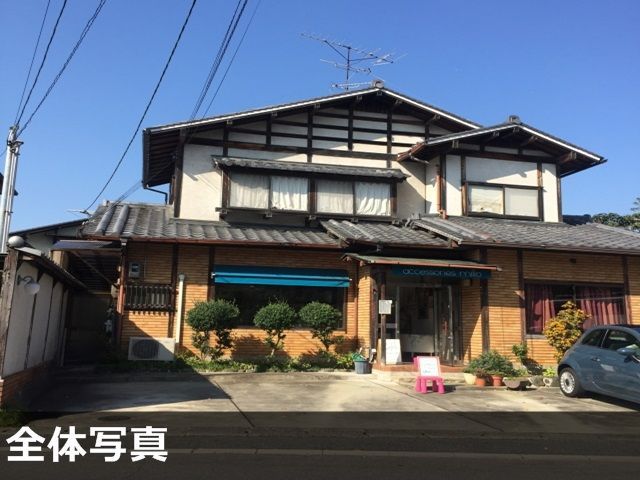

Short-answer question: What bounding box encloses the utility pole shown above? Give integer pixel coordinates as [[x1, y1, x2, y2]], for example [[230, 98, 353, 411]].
[[0, 126, 22, 254]]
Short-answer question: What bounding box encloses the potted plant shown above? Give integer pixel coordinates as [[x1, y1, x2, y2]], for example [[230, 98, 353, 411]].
[[473, 368, 488, 387], [466, 350, 515, 388], [542, 366, 559, 387], [503, 368, 531, 390], [352, 351, 371, 374], [461, 366, 477, 385]]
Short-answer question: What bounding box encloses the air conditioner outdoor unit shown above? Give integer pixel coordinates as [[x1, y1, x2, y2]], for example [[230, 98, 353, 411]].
[[128, 337, 175, 361]]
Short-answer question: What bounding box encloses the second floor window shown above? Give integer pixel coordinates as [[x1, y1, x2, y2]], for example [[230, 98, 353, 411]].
[[228, 172, 391, 217], [229, 173, 309, 212], [316, 179, 390, 216], [468, 184, 539, 218]]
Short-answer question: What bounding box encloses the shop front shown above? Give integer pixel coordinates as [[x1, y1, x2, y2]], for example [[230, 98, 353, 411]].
[[345, 255, 499, 367]]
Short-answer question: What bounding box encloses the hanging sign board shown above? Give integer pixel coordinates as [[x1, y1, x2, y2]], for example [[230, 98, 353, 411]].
[[385, 339, 402, 365], [417, 356, 441, 377], [391, 266, 491, 279], [378, 299, 393, 315]]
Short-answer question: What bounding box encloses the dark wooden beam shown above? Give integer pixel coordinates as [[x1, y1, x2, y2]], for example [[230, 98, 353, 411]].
[[519, 135, 538, 148], [307, 109, 313, 162], [557, 151, 578, 164], [537, 160, 545, 221], [348, 104, 354, 151]]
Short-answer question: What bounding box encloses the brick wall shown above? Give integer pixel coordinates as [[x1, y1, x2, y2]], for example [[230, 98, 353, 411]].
[[460, 282, 482, 362], [122, 242, 359, 358], [486, 249, 522, 360], [523, 251, 624, 283], [0, 363, 52, 408], [628, 256, 640, 324]]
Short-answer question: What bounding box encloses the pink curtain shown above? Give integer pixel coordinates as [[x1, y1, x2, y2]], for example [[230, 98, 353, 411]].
[[526, 285, 556, 334], [577, 287, 623, 329]]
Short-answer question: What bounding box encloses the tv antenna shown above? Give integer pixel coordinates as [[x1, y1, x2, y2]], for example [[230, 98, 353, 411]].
[[302, 33, 403, 90]]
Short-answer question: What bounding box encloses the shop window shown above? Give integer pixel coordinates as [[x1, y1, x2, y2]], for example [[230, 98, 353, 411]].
[[215, 284, 345, 327], [229, 173, 269, 209], [229, 173, 309, 211], [525, 283, 626, 335], [468, 184, 539, 218]]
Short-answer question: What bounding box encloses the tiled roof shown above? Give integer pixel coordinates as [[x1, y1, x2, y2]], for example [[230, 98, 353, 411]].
[[214, 157, 407, 180], [412, 216, 640, 254], [321, 219, 449, 248], [81, 203, 341, 248]]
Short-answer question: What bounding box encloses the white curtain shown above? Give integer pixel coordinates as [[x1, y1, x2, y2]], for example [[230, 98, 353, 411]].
[[469, 185, 503, 214], [316, 179, 353, 214], [229, 173, 269, 208], [356, 182, 390, 216], [271, 176, 308, 211], [505, 187, 539, 217]]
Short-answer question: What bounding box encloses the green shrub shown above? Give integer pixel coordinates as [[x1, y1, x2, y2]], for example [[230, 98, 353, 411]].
[[464, 350, 516, 376], [186, 299, 240, 359], [543, 301, 587, 362], [511, 342, 528, 363], [298, 301, 343, 352], [253, 301, 297, 356]]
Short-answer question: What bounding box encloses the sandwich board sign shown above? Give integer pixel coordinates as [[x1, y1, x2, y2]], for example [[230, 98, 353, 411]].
[[385, 339, 401, 364], [417, 356, 441, 377]]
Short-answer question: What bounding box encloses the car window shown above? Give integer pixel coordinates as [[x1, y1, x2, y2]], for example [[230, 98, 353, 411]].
[[601, 330, 640, 351], [581, 329, 606, 347]]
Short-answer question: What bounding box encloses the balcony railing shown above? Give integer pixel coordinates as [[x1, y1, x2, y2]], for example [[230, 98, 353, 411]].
[[124, 283, 174, 311]]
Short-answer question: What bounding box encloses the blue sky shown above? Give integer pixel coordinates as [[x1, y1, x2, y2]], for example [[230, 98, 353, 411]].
[[1, 0, 639, 230]]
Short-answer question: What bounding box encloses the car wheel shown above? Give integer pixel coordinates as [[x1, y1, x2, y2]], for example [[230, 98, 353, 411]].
[[559, 368, 585, 397]]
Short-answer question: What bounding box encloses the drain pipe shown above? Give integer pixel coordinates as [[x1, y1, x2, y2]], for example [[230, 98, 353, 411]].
[[174, 274, 186, 346]]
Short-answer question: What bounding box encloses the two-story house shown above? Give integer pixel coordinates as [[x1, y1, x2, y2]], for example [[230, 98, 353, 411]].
[[80, 85, 640, 367]]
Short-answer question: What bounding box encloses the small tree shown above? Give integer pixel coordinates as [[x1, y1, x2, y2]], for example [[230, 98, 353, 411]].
[[186, 299, 239, 359], [253, 301, 297, 356], [543, 301, 588, 362], [299, 301, 343, 352]]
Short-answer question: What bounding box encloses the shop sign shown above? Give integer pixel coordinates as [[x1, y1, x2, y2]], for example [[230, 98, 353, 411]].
[[391, 265, 491, 279]]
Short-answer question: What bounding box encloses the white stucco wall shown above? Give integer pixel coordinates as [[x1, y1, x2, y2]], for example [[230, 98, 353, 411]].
[[25, 275, 53, 369], [179, 144, 224, 221], [466, 157, 538, 186], [445, 155, 462, 216], [542, 163, 559, 222]]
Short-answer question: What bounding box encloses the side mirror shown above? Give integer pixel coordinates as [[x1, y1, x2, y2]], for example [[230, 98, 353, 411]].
[[616, 346, 639, 358]]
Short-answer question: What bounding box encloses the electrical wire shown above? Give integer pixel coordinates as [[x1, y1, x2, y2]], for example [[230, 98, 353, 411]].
[[83, 0, 198, 212], [14, 0, 52, 125], [202, 0, 261, 118], [15, 0, 68, 128], [18, 0, 107, 137], [189, 0, 247, 119]]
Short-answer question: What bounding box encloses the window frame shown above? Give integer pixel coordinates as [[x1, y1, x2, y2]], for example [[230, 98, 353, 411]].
[[524, 281, 627, 337], [465, 181, 542, 220], [222, 169, 396, 219]]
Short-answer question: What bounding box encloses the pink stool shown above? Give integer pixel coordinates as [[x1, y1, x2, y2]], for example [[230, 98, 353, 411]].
[[414, 376, 445, 394]]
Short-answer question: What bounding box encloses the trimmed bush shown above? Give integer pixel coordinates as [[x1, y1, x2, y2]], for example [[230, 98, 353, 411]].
[[186, 299, 239, 359], [298, 301, 343, 352], [543, 301, 588, 362], [464, 350, 516, 376], [253, 301, 297, 356]]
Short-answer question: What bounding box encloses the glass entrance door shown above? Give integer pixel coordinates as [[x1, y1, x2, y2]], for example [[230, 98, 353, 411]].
[[393, 285, 456, 364]]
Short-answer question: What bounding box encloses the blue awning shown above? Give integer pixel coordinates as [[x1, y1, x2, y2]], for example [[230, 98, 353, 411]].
[[212, 265, 350, 287]]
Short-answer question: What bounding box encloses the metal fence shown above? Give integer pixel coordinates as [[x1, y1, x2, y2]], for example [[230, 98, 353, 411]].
[[124, 283, 174, 311]]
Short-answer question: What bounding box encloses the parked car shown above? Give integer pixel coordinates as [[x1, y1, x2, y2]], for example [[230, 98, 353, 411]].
[[558, 325, 640, 403]]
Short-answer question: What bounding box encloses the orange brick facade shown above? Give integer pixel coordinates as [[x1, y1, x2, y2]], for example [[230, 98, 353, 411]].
[[120, 241, 640, 365], [0, 363, 52, 408]]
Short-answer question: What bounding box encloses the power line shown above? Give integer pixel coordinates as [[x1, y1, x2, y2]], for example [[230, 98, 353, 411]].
[[83, 0, 199, 212], [15, 0, 68, 127], [18, 0, 107, 137], [14, 0, 52, 124], [202, 0, 261, 118], [94, 0, 261, 216], [189, 0, 248, 120]]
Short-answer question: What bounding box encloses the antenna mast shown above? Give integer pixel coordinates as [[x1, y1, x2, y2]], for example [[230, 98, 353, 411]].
[[302, 34, 402, 90]]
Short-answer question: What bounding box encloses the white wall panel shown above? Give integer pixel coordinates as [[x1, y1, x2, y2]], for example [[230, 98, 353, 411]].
[[44, 282, 64, 362], [466, 157, 538, 186], [26, 275, 54, 369], [542, 163, 560, 222], [180, 144, 223, 221], [425, 163, 439, 214], [445, 155, 462, 216]]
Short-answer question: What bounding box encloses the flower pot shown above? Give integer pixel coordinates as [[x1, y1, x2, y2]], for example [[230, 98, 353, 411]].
[[490, 375, 504, 387], [474, 376, 487, 387], [504, 377, 530, 391], [354, 360, 371, 374], [463, 373, 476, 385], [528, 375, 544, 387], [543, 376, 559, 387]]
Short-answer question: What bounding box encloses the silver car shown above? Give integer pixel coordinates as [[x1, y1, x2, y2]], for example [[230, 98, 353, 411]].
[[558, 325, 640, 403]]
